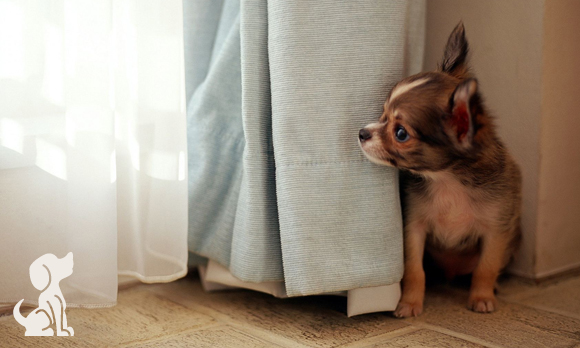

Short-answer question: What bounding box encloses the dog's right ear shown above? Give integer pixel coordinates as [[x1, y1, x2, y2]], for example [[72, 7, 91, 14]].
[[29, 254, 53, 291], [439, 22, 469, 79], [444, 78, 479, 151]]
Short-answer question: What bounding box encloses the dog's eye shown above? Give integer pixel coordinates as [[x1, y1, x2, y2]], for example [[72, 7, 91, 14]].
[[395, 126, 410, 142]]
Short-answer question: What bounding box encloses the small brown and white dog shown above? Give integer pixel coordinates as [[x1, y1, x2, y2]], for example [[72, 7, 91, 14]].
[[359, 22, 521, 317]]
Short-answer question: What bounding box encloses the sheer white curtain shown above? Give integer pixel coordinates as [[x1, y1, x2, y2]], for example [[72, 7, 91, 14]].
[[0, 0, 187, 307]]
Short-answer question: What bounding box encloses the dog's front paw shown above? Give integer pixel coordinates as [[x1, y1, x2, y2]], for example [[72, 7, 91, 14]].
[[394, 301, 423, 318], [468, 294, 497, 313]]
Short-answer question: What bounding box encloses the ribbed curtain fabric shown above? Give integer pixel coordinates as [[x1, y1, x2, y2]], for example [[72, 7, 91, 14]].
[[185, 0, 425, 297]]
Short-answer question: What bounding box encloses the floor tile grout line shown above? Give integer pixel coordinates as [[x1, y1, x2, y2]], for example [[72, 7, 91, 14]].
[[152, 284, 506, 348], [337, 325, 420, 348], [409, 322, 505, 348], [498, 297, 580, 321], [117, 322, 225, 348], [430, 284, 580, 321], [206, 308, 311, 348], [150, 290, 311, 348], [220, 321, 305, 348]]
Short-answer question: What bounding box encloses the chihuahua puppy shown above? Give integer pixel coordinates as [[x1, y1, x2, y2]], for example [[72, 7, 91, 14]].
[[359, 22, 521, 317]]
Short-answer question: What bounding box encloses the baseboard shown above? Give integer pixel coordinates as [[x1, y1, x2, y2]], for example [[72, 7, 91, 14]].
[[506, 268, 536, 280], [508, 262, 580, 284], [535, 261, 580, 283]]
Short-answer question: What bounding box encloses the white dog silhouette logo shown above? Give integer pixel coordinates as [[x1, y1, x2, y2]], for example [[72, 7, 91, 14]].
[[13, 252, 75, 336]]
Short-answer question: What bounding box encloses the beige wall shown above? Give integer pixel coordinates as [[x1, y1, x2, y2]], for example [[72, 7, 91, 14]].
[[424, 0, 545, 278], [536, 0, 580, 277]]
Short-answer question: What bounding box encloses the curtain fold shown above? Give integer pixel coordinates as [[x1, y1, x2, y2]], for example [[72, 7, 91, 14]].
[[269, 0, 407, 295], [0, 0, 187, 307], [186, 0, 425, 298]]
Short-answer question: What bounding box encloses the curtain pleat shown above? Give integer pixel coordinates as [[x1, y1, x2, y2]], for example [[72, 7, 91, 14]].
[[186, 0, 425, 297]]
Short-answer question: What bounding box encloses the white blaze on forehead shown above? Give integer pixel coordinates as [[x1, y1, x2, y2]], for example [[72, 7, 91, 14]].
[[363, 122, 382, 131], [388, 78, 430, 103]]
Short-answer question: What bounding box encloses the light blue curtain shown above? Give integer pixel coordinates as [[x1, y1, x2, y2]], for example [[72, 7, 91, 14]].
[[184, 0, 414, 297]]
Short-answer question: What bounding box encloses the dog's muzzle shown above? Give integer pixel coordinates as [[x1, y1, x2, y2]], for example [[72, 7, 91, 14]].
[[359, 128, 372, 142]]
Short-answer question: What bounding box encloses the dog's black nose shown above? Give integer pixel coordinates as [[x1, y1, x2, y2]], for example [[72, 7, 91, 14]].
[[359, 128, 372, 142]]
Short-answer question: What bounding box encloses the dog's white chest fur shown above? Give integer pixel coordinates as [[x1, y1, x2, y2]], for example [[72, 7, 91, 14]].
[[421, 172, 478, 246]]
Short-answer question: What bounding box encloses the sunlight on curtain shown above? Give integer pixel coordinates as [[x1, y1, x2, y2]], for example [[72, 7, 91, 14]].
[[0, 0, 187, 307]]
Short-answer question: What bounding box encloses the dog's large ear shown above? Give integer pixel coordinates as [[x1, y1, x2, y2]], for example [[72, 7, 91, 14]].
[[439, 22, 469, 79], [29, 254, 54, 291], [444, 78, 479, 150]]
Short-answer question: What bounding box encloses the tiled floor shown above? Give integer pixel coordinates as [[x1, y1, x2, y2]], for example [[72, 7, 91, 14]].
[[2, 272, 580, 347]]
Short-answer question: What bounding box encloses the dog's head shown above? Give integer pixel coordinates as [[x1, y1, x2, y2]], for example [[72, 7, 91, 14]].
[[359, 22, 485, 173], [30, 252, 74, 291]]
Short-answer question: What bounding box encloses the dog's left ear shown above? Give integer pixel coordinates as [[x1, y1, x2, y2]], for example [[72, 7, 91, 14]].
[[29, 254, 54, 291], [439, 22, 469, 79], [445, 78, 479, 150]]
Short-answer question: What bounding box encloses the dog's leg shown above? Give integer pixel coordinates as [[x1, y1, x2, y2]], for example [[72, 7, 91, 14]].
[[52, 295, 73, 336], [468, 231, 510, 313], [60, 299, 74, 336], [48, 296, 64, 336], [61, 313, 73, 336], [394, 221, 427, 318]]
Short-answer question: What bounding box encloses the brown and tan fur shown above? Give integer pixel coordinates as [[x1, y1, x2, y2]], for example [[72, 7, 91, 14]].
[[358, 22, 521, 317]]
